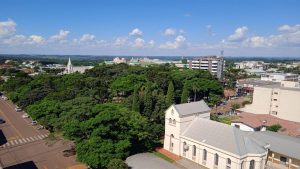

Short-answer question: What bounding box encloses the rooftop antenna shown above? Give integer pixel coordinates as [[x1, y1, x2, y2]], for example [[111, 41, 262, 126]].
[[220, 50, 224, 57]]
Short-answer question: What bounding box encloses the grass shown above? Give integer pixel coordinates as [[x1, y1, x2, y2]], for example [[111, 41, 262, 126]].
[[152, 151, 175, 163]]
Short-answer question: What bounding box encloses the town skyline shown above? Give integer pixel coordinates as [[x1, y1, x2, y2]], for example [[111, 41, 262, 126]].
[[1, 0, 300, 57]]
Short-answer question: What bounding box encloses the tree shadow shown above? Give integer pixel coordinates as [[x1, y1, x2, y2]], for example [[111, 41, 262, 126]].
[[4, 161, 38, 169], [0, 129, 7, 145]]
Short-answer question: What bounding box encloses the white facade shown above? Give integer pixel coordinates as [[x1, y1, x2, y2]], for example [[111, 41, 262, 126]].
[[235, 61, 265, 70], [261, 73, 299, 82], [66, 57, 73, 74], [163, 102, 268, 169], [241, 81, 300, 123]]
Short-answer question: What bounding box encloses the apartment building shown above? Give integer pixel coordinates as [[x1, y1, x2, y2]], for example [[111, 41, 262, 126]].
[[189, 56, 225, 80], [240, 81, 300, 123]]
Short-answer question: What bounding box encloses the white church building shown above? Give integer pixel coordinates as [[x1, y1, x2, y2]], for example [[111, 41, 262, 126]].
[[164, 101, 274, 169]]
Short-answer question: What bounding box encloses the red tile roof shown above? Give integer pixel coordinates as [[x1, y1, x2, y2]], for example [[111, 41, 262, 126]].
[[233, 112, 300, 137]]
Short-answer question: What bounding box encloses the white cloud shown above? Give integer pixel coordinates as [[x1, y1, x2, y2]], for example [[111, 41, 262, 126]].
[[148, 40, 155, 47], [278, 24, 300, 33], [129, 28, 143, 37], [227, 26, 248, 42], [207, 25, 216, 36], [163, 28, 176, 36], [160, 35, 186, 49], [132, 38, 145, 48], [0, 19, 16, 38], [80, 34, 95, 42], [27, 35, 44, 44], [49, 30, 70, 42], [245, 36, 271, 47], [184, 13, 191, 17], [114, 37, 128, 46]]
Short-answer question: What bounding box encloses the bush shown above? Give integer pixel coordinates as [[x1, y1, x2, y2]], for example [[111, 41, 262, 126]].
[[266, 124, 282, 132], [107, 159, 128, 169]]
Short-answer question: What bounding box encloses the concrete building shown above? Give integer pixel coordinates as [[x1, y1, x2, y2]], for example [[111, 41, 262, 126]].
[[261, 73, 299, 82], [240, 81, 300, 123], [189, 56, 225, 80], [235, 61, 267, 70], [163, 101, 300, 169]]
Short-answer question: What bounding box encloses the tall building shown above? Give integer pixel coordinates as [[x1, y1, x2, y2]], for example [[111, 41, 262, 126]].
[[66, 57, 73, 74], [189, 55, 225, 80]]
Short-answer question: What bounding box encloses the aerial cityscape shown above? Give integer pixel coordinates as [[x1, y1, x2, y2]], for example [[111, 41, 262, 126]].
[[0, 1, 300, 169]]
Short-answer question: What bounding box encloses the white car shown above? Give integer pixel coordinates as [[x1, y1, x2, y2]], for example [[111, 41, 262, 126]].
[[22, 113, 30, 118], [15, 107, 22, 112], [2, 96, 8, 100]]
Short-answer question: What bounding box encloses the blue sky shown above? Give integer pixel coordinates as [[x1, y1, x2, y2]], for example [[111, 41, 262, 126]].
[[1, 0, 300, 56]]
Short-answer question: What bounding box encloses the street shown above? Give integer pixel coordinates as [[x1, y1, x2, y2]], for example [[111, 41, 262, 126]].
[[0, 98, 83, 169]]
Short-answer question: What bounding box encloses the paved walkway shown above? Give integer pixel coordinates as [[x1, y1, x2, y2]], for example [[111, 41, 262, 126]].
[[126, 153, 181, 169], [176, 158, 208, 169]]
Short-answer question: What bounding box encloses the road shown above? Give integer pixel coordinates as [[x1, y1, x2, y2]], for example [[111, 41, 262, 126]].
[[0, 98, 84, 169]]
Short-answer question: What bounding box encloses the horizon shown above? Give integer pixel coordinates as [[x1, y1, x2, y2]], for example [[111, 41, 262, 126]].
[[1, 0, 300, 57]]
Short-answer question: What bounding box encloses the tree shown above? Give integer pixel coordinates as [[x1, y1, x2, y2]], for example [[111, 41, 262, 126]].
[[132, 86, 139, 112], [166, 81, 175, 107], [107, 159, 128, 169], [143, 83, 152, 117], [181, 81, 189, 103]]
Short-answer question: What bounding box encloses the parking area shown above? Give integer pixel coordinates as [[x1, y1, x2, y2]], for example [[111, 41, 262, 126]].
[[0, 98, 83, 169]]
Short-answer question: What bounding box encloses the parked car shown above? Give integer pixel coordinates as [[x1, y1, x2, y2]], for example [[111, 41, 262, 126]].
[[22, 113, 29, 118], [1, 96, 8, 100], [31, 121, 37, 126], [0, 118, 5, 124], [15, 107, 22, 112]]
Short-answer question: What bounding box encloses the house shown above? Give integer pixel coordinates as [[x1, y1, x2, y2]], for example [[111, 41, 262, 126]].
[[261, 73, 299, 82], [163, 101, 300, 169], [231, 112, 300, 137]]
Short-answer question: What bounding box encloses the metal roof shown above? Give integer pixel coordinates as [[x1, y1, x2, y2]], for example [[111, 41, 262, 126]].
[[173, 100, 211, 117]]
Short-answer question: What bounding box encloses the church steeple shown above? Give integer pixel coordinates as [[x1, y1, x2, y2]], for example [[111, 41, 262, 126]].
[[66, 57, 73, 74]]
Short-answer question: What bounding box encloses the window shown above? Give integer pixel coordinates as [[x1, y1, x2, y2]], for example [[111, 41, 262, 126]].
[[214, 154, 219, 166], [203, 149, 207, 161], [169, 118, 172, 124], [280, 156, 287, 165], [249, 160, 255, 169], [173, 119, 176, 125], [273, 92, 278, 95], [226, 158, 231, 169], [192, 145, 196, 156], [272, 111, 278, 115], [273, 99, 277, 101]]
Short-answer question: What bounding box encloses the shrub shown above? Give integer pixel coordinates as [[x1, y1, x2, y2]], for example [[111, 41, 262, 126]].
[[267, 124, 282, 132], [107, 159, 128, 169]]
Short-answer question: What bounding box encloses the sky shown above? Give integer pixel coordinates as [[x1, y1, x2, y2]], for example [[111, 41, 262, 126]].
[[0, 0, 300, 57]]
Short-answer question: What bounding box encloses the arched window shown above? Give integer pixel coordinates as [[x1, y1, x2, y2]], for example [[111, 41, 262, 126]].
[[203, 149, 207, 161], [173, 119, 176, 125], [241, 161, 244, 169], [169, 118, 172, 124], [169, 134, 174, 151], [249, 160, 255, 169], [214, 153, 219, 166], [192, 145, 196, 156], [226, 158, 231, 169]]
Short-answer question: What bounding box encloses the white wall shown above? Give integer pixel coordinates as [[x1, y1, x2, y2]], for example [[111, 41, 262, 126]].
[[231, 123, 255, 132]]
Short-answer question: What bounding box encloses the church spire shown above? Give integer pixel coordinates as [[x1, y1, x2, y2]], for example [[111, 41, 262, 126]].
[[66, 57, 73, 74]]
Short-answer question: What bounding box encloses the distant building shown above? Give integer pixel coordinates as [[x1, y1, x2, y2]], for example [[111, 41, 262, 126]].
[[163, 101, 300, 169], [240, 81, 300, 123], [244, 69, 266, 76], [189, 56, 225, 80], [261, 73, 299, 82], [113, 57, 127, 64], [63, 58, 93, 74], [235, 61, 267, 70], [66, 57, 73, 74]]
